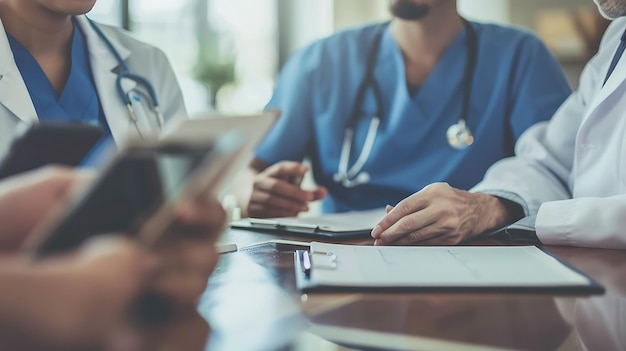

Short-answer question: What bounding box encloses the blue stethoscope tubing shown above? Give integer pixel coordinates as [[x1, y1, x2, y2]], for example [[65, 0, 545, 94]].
[[87, 18, 165, 137], [333, 18, 479, 188]]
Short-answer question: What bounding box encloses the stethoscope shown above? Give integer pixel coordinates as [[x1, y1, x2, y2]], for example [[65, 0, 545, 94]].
[[87, 19, 164, 138], [333, 18, 478, 188]]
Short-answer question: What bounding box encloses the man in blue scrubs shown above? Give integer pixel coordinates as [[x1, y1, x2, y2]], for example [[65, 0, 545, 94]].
[[247, 0, 571, 217]]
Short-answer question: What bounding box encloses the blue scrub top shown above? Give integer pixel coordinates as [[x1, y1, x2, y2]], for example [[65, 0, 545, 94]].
[[7, 19, 112, 135], [256, 22, 572, 213]]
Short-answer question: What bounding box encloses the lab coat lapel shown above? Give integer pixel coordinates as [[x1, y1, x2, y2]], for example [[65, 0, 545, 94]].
[[585, 58, 626, 122], [76, 16, 136, 144], [0, 18, 38, 123]]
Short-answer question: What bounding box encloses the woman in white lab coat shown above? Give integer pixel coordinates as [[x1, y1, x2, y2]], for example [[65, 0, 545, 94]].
[[0, 0, 186, 156], [371, 11, 626, 249]]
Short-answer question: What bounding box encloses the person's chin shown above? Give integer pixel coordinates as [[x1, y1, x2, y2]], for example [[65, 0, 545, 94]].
[[595, 0, 626, 19], [50, 0, 98, 16], [390, 3, 431, 21]]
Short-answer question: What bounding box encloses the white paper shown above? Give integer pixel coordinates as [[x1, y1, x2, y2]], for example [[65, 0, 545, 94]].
[[309, 242, 591, 288]]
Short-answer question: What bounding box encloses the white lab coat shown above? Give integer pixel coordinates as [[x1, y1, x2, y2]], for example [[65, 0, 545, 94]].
[[472, 18, 626, 249], [0, 15, 187, 157]]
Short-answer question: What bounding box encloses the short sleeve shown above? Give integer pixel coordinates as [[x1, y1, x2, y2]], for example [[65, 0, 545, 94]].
[[255, 46, 319, 165], [506, 35, 572, 140]]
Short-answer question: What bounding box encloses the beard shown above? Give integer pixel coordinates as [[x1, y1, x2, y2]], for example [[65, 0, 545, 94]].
[[390, 0, 431, 21], [594, 0, 626, 19]]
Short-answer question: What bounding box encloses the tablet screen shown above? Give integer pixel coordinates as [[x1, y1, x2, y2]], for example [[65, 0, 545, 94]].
[[32, 142, 213, 258]]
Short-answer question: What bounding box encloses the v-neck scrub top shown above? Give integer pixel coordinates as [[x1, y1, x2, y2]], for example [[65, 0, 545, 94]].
[[256, 22, 572, 213], [7, 20, 111, 134]]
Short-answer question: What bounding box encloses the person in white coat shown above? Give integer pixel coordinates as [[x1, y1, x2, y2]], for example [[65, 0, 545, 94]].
[[0, 0, 186, 157], [370, 0, 626, 249]]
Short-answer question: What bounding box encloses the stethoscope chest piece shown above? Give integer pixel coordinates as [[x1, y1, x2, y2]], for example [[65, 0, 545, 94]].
[[446, 120, 474, 150]]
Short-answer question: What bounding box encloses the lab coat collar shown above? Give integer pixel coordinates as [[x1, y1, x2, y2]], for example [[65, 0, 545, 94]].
[[74, 16, 132, 71], [585, 42, 626, 120], [0, 17, 38, 123], [75, 15, 137, 144]]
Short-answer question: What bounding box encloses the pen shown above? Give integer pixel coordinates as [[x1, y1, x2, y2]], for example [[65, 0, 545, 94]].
[[302, 250, 311, 275]]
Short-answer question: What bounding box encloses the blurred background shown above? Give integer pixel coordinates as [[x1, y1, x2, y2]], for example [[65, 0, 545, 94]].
[[90, 0, 610, 116]]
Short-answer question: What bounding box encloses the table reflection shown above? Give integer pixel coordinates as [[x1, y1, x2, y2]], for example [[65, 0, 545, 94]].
[[200, 251, 307, 351], [555, 291, 626, 351]]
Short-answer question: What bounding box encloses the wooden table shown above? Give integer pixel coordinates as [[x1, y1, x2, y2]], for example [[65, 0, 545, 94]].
[[164, 228, 626, 351]]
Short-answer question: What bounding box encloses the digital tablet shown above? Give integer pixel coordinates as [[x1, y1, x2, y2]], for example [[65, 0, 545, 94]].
[[26, 112, 278, 258], [25, 133, 242, 258], [0, 123, 103, 179]]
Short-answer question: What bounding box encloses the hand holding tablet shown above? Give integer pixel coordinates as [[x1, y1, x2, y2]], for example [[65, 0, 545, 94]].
[[24, 112, 278, 257]]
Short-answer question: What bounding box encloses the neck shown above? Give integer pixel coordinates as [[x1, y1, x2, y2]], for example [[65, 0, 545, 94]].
[[390, 9, 464, 63], [389, 4, 464, 89], [0, 1, 73, 57]]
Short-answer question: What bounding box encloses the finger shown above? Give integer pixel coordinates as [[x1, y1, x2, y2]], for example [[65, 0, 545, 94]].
[[385, 205, 394, 213], [148, 237, 218, 306], [151, 272, 209, 305], [37, 166, 95, 192], [34, 165, 76, 183], [312, 186, 328, 201], [384, 228, 441, 246], [374, 229, 441, 246], [264, 161, 308, 179], [254, 176, 316, 203], [174, 201, 226, 237], [80, 236, 160, 277], [180, 239, 219, 277], [371, 193, 429, 238], [249, 189, 309, 213], [375, 208, 437, 245]]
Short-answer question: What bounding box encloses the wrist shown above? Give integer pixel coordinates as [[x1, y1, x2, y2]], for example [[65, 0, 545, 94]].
[[474, 193, 517, 234]]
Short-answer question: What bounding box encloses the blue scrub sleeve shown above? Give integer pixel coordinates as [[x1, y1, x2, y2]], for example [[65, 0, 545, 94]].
[[506, 36, 571, 139], [255, 48, 318, 165]]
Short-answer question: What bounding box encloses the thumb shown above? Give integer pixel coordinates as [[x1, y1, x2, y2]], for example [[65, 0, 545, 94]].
[[266, 161, 308, 179]]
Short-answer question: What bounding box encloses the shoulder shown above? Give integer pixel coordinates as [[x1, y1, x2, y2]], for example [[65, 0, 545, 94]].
[[472, 22, 551, 55], [318, 22, 384, 50], [98, 24, 165, 58], [287, 23, 383, 71]]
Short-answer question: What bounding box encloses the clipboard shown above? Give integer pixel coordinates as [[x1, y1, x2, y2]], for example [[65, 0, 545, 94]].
[[230, 208, 386, 239], [294, 243, 605, 294]]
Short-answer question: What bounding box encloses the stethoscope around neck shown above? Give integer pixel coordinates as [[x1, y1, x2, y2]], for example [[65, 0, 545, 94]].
[[86, 18, 164, 138], [333, 18, 479, 188]]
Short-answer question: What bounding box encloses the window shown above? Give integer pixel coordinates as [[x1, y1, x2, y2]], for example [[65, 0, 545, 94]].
[[89, 0, 278, 115]]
